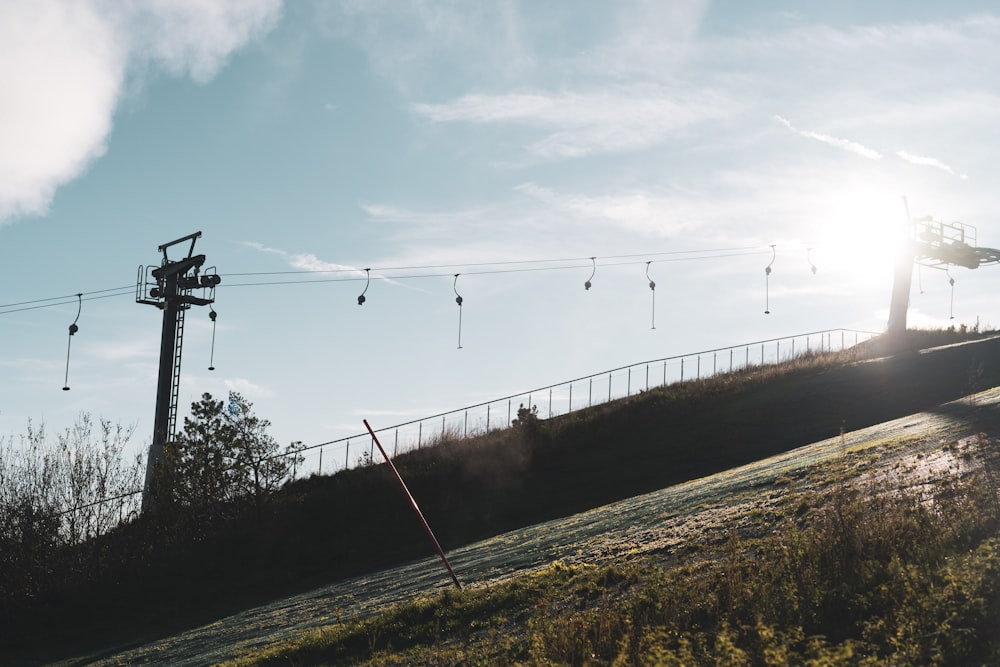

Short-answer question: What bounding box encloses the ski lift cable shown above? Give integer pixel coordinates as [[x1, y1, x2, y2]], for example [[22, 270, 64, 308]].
[[223, 245, 767, 278], [218, 250, 770, 288], [0, 248, 773, 314], [0, 288, 135, 315]]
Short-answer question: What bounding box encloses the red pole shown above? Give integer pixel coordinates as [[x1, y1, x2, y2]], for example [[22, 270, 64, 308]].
[[363, 419, 462, 590]]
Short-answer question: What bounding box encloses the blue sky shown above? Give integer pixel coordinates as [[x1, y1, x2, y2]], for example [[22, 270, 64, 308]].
[[2, 1, 999, 469]]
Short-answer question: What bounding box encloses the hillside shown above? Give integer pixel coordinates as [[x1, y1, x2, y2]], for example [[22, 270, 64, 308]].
[[7, 329, 1000, 664], [215, 388, 1000, 666]]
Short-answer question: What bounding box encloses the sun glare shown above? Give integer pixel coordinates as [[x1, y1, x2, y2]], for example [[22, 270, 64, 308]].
[[813, 188, 906, 291]]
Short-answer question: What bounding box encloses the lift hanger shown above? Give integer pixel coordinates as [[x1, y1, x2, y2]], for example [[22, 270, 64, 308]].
[[358, 268, 371, 305], [806, 247, 817, 274], [453, 274, 464, 349], [584, 257, 596, 290], [62, 293, 82, 391], [764, 245, 776, 315], [208, 307, 218, 371], [947, 268, 956, 319], [645, 261, 656, 329]]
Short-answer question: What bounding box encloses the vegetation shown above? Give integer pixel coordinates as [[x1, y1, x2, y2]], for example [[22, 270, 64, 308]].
[[0, 415, 142, 614], [2, 327, 1000, 664], [157, 391, 303, 522], [222, 434, 1000, 666]]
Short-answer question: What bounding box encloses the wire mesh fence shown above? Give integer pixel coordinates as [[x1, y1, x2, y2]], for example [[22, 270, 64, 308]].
[[44, 328, 879, 523], [288, 328, 878, 478]]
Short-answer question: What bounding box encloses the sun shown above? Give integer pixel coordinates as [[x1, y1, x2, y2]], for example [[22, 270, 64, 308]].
[[812, 187, 908, 290]]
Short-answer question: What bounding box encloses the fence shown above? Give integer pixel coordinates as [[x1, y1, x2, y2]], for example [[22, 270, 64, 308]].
[[287, 328, 879, 478]]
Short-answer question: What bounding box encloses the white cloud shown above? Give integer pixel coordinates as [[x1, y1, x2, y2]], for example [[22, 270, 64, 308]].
[[360, 202, 494, 225], [896, 150, 968, 180], [223, 377, 274, 398], [122, 0, 284, 84], [286, 253, 357, 274], [515, 182, 695, 237], [414, 85, 734, 159], [774, 115, 882, 160], [0, 2, 122, 220], [242, 241, 358, 274], [0, 0, 282, 224]]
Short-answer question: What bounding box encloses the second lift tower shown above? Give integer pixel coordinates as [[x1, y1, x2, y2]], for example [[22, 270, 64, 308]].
[[136, 232, 220, 512]]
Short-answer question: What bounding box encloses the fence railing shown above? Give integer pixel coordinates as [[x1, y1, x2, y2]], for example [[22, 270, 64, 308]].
[[285, 328, 879, 478]]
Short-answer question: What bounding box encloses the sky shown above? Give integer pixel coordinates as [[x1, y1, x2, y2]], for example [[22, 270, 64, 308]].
[[3, 0, 1000, 475]]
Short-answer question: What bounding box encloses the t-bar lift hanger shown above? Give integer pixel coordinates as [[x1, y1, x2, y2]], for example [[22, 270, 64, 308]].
[[358, 268, 371, 305], [453, 274, 464, 349], [764, 244, 776, 314], [645, 261, 656, 329], [62, 293, 82, 391]]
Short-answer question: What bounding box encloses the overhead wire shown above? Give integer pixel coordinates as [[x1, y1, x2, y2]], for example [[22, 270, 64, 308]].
[[222, 246, 765, 278], [0, 246, 771, 315], [218, 250, 769, 288]]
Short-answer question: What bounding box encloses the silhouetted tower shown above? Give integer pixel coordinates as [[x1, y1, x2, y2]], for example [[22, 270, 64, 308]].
[[887, 204, 1000, 341], [136, 232, 220, 512]]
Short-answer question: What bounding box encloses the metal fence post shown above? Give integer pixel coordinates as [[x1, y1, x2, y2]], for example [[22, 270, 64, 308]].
[[418, 422, 422, 448], [486, 404, 490, 432], [549, 388, 553, 418], [394, 429, 399, 456], [681, 357, 684, 381], [697, 355, 700, 379], [345, 439, 350, 469], [569, 384, 573, 411]]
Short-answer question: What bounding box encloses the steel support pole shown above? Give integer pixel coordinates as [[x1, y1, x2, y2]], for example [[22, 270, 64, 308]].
[[142, 274, 180, 513]]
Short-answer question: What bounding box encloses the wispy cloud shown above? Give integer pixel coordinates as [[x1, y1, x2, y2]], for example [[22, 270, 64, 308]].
[[241, 241, 414, 293], [515, 182, 695, 236], [774, 115, 882, 160], [242, 241, 359, 274], [0, 1, 281, 223], [414, 85, 734, 159], [224, 377, 274, 398], [896, 150, 968, 180], [360, 202, 493, 225]]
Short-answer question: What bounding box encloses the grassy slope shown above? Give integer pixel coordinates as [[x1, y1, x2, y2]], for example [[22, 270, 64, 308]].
[[9, 330, 1000, 663], [222, 426, 1000, 666]]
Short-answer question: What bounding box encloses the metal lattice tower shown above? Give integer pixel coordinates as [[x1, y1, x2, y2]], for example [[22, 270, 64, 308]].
[[136, 232, 220, 512]]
